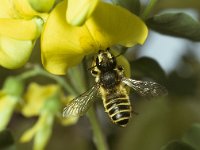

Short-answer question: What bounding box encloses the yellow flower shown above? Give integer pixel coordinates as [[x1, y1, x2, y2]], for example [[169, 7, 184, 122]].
[[21, 83, 59, 150], [0, 77, 24, 131], [0, 0, 53, 69], [21, 83, 78, 149], [20, 110, 54, 150], [0, 94, 19, 131], [21, 83, 60, 116], [67, 0, 99, 26], [28, 0, 55, 12], [1, 0, 50, 19], [41, 1, 148, 75]]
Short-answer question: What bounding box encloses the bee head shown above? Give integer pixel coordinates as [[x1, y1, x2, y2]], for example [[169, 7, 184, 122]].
[[96, 48, 116, 72]]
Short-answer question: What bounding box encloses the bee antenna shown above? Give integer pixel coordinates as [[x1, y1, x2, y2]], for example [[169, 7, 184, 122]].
[[115, 51, 124, 58], [106, 47, 110, 51]]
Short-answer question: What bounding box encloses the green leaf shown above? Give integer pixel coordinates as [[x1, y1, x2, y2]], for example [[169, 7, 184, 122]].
[[146, 13, 200, 41], [130, 57, 167, 84], [0, 130, 15, 149], [167, 71, 198, 96], [182, 124, 200, 150], [112, 0, 141, 15], [160, 140, 196, 150]]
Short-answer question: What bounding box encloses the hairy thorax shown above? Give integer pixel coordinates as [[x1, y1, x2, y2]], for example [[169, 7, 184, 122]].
[[100, 70, 120, 89]]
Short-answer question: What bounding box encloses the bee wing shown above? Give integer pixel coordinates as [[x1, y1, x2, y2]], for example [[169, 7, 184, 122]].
[[63, 83, 100, 117], [122, 78, 168, 97]]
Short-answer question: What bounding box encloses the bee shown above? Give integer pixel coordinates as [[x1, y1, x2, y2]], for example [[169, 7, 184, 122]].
[[63, 48, 167, 127]]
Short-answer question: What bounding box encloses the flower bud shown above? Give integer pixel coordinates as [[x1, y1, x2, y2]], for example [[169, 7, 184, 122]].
[[2, 77, 24, 97], [28, 0, 55, 12]]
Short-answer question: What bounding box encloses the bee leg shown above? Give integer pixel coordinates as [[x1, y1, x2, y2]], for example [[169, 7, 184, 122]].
[[117, 65, 124, 71], [91, 69, 98, 76]]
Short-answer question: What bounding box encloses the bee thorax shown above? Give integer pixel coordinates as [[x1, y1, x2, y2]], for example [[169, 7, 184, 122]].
[[100, 70, 119, 89]]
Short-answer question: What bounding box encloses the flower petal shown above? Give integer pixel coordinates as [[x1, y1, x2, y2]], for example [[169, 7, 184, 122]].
[[60, 116, 79, 126], [28, 0, 55, 12], [20, 111, 54, 145], [41, 1, 148, 75], [0, 17, 43, 40], [0, 95, 18, 131], [34, 113, 54, 150], [0, 0, 12, 18], [67, 0, 99, 26], [12, 0, 48, 19], [20, 123, 37, 142], [0, 36, 33, 69], [22, 83, 59, 116], [41, 1, 96, 74], [86, 2, 148, 47]]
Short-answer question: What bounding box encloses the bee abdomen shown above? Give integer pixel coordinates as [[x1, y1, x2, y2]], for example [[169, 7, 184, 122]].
[[105, 97, 132, 127]]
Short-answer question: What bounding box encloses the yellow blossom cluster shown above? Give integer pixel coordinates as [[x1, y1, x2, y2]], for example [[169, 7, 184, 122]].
[[0, 0, 147, 74], [0, 0, 148, 149]]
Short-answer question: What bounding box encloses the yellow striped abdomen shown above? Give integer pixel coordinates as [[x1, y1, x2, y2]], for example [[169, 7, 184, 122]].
[[101, 86, 132, 127]]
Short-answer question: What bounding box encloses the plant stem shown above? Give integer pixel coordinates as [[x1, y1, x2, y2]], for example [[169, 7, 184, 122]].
[[17, 65, 77, 96], [17, 69, 39, 81], [87, 107, 108, 150], [67, 65, 87, 94], [141, 0, 158, 20], [38, 68, 77, 95]]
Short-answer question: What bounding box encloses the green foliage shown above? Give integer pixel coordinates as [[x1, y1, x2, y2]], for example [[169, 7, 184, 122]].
[[160, 140, 195, 150], [167, 53, 199, 97], [146, 13, 200, 41], [182, 124, 200, 150], [0, 130, 15, 149], [130, 57, 166, 84], [112, 0, 141, 15], [167, 72, 198, 96], [161, 124, 200, 150]]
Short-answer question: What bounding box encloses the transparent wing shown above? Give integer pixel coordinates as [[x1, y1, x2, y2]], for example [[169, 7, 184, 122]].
[[122, 78, 168, 97], [63, 83, 100, 117]]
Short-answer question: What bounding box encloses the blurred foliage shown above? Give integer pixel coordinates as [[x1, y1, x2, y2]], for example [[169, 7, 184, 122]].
[[161, 52, 199, 98], [130, 57, 167, 84], [146, 13, 200, 41], [112, 0, 141, 15], [111, 50, 200, 150], [0, 130, 15, 149], [160, 123, 200, 150], [182, 124, 200, 150], [154, 0, 200, 13], [1, 0, 200, 150], [161, 140, 195, 150]]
